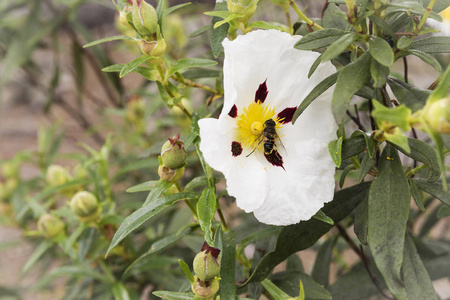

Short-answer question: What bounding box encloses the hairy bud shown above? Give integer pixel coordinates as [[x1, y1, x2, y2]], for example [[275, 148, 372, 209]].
[[38, 214, 64, 239], [46, 165, 70, 186], [158, 165, 185, 183], [191, 277, 220, 300], [193, 242, 221, 281], [424, 97, 450, 134], [161, 134, 187, 169], [227, 0, 257, 24], [131, 0, 158, 37], [70, 191, 100, 222]]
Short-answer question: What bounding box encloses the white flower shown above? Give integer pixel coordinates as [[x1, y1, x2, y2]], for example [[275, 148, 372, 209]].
[[198, 30, 337, 226], [427, 6, 450, 36]]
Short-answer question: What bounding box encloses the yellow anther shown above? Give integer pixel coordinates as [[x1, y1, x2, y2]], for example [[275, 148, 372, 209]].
[[251, 122, 264, 135]]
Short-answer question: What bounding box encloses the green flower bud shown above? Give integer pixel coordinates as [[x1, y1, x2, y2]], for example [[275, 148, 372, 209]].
[[70, 191, 100, 222], [73, 164, 89, 181], [161, 134, 187, 169], [140, 25, 167, 58], [193, 242, 221, 281], [46, 165, 70, 186], [191, 277, 220, 300], [227, 0, 257, 24], [424, 97, 450, 134], [1, 161, 19, 179], [131, 0, 158, 37], [158, 165, 185, 183], [38, 214, 65, 239]]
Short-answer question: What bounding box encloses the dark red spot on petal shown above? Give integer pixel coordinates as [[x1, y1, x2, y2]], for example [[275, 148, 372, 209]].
[[264, 150, 285, 170], [255, 80, 268, 103], [231, 141, 243, 157], [277, 107, 297, 124], [228, 104, 238, 118]]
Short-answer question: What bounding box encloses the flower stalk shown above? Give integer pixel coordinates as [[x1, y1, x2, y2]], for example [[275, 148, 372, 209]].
[[288, 0, 323, 30]]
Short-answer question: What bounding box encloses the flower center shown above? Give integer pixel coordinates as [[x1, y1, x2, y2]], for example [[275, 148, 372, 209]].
[[235, 102, 281, 150]]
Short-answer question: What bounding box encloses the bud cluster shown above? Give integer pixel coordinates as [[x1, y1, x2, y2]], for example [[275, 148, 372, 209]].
[[191, 242, 221, 299], [158, 134, 187, 183]]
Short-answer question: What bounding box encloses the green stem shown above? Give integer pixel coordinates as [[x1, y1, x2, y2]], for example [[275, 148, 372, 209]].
[[288, 0, 323, 30], [417, 0, 435, 32], [406, 164, 427, 177], [176, 182, 198, 218], [217, 204, 229, 232]]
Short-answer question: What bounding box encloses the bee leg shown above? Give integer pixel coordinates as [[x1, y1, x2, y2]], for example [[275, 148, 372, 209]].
[[246, 148, 257, 157]]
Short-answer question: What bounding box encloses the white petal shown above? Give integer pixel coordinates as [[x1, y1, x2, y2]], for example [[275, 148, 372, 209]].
[[198, 118, 267, 211], [253, 139, 336, 225]]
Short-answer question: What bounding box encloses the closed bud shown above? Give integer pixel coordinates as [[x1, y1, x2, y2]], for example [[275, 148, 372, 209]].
[[193, 242, 221, 281], [46, 165, 70, 186], [424, 97, 450, 134], [191, 277, 220, 300], [161, 134, 186, 169], [1, 161, 19, 179], [227, 0, 257, 24], [131, 0, 158, 37], [158, 165, 185, 183], [70, 191, 100, 222], [38, 214, 65, 239]]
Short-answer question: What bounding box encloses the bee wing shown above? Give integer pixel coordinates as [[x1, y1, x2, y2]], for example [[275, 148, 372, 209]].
[[275, 135, 287, 156], [246, 133, 264, 157]]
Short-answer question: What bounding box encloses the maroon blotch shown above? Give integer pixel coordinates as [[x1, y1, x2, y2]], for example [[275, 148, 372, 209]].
[[254, 80, 269, 103], [200, 242, 221, 258], [277, 107, 297, 124], [228, 104, 238, 118], [264, 150, 285, 170], [231, 141, 243, 157]]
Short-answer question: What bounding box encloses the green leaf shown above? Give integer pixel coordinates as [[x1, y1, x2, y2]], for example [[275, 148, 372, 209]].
[[312, 210, 334, 225], [332, 51, 372, 124], [397, 36, 413, 50], [271, 271, 332, 300], [248, 21, 283, 31], [294, 28, 347, 50], [371, 100, 411, 131], [370, 59, 390, 88], [245, 182, 370, 284], [353, 194, 368, 245], [153, 291, 195, 300], [341, 135, 366, 160], [120, 55, 151, 78], [429, 64, 450, 102], [126, 180, 166, 193], [393, 138, 441, 182], [292, 72, 339, 123], [21, 240, 53, 275], [143, 180, 174, 206], [182, 68, 221, 80], [351, 130, 376, 158], [414, 179, 450, 206], [396, 49, 441, 72], [197, 187, 217, 245], [356, 152, 373, 183], [168, 58, 218, 77], [368, 144, 409, 300], [321, 33, 359, 62], [409, 178, 425, 212], [437, 205, 450, 218], [387, 77, 431, 112], [48, 266, 111, 283], [179, 259, 195, 284], [209, 2, 229, 58], [403, 234, 438, 300], [112, 282, 131, 300], [163, 2, 191, 17], [322, 3, 348, 30], [339, 164, 356, 188], [410, 36, 450, 53], [261, 279, 291, 300], [369, 36, 394, 67], [311, 237, 337, 287], [367, 15, 397, 39], [102, 64, 124, 72], [123, 225, 195, 278], [328, 137, 343, 167], [220, 230, 237, 300], [214, 13, 244, 28], [106, 192, 199, 256], [83, 35, 137, 48]]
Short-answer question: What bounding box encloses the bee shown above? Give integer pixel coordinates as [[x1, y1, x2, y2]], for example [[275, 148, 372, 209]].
[[246, 119, 284, 157]]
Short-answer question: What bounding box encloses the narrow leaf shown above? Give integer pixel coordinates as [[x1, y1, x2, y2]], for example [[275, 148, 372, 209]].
[[106, 192, 199, 256], [410, 36, 450, 53], [321, 33, 359, 62], [120, 56, 151, 78], [294, 28, 347, 50], [387, 77, 430, 112], [209, 2, 229, 58], [220, 230, 237, 300], [21, 240, 53, 275], [179, 259, 195, 284], [197, 187, 217, 245], [414, 179, 450, 206], [311, 237, 337, 287], [356, 152, 373, 183], [168, 58, 217, 77], [368, 144, 409, 300], [83, 35, 137, 48], [332, 52, 371, 124]]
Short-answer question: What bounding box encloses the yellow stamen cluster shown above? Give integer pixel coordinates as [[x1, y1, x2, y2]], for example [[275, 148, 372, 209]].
[[235, 102, 282, 150]]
